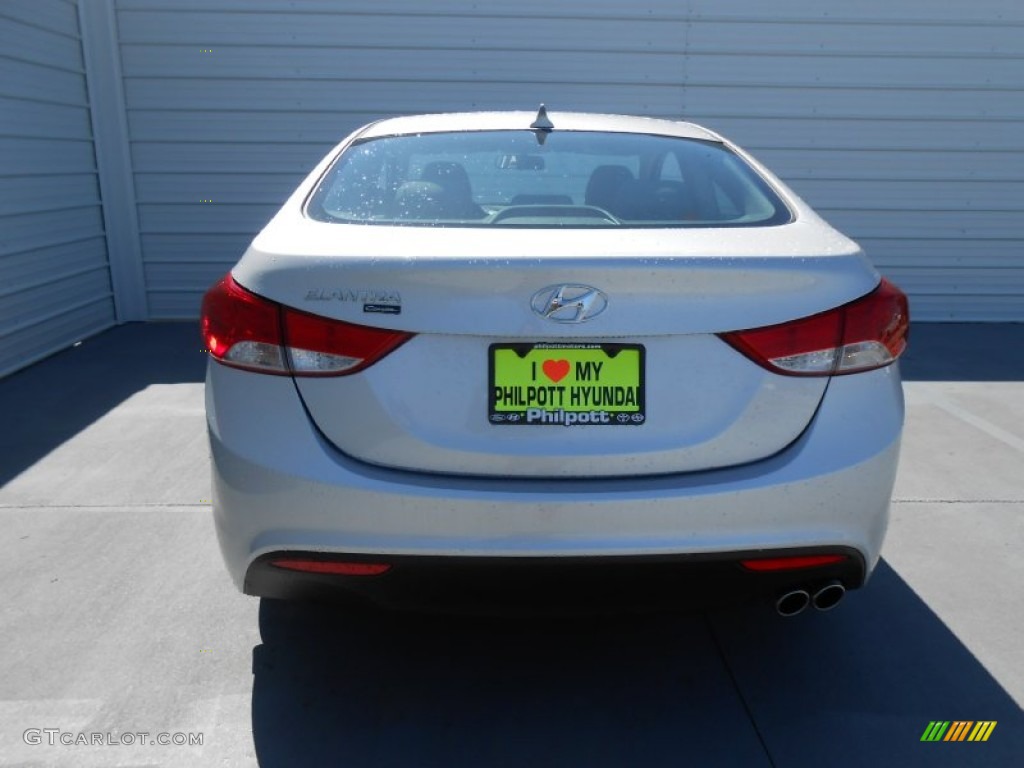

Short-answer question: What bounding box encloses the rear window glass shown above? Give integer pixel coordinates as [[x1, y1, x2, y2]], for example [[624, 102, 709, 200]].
[[306, 130, 791, 228]]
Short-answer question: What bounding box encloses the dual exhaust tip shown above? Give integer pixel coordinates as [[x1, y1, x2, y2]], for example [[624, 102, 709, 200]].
[[775, 580, 846, 617]]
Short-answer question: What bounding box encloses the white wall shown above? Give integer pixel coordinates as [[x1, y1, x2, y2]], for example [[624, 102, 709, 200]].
[[0, 0, 116, 377], [114, 0, 1024, 321], [678, 1, 1024, 321]]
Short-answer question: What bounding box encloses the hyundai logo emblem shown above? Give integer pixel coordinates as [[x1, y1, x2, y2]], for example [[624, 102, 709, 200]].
[[530, 284, 608, 323]]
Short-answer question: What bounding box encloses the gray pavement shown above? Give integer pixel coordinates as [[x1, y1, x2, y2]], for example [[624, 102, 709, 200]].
[[0, 322, 1021, 766]]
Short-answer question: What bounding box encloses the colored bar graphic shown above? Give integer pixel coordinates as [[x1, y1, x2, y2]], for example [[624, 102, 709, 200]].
[[921, 720, 996, 742], [968, 722, 997, 742], [921, 721, 950, 741], [945, 721, 972, 741]]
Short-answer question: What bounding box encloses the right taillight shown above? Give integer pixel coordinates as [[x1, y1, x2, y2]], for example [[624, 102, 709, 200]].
[[201, 274, 413, 376], [720, 278, 909, 376]]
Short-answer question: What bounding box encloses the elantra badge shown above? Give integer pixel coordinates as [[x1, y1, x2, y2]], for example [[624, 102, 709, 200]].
[[531, 284, 608, 323]]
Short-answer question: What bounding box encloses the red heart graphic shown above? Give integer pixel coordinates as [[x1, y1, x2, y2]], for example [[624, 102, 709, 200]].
[[542, 359, 570, 383]]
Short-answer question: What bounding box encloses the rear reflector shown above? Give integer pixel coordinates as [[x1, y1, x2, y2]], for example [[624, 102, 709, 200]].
[[201, 274, 413, 376], [270, 559, 392, 576], [720, 278, 909, 376], [740, 554, 848, 572]]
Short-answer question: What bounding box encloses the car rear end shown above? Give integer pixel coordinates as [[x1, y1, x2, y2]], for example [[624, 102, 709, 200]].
[[203, 112, 908, 614]]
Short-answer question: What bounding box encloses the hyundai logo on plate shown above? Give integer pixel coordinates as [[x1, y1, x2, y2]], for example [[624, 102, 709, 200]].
[[531, 284, 608, 323]]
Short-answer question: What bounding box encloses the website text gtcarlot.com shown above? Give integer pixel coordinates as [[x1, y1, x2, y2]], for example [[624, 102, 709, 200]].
[[23, 729, 203, 747]]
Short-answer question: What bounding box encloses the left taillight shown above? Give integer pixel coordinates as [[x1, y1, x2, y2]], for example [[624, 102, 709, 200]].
[[201, 274, 413, 376], [201, 274, 288, 374]]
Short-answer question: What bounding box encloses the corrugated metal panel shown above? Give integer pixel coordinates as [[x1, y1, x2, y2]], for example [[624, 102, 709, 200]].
[[115, 0, 1024, 320], [116, 2, 687, 318], [0, 1, 116, 377], [679, 3, 1024, 321]]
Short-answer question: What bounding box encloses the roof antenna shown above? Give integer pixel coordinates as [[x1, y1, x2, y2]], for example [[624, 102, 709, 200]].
[[530, 104, 554, 131], [530, 103, 554, 145]]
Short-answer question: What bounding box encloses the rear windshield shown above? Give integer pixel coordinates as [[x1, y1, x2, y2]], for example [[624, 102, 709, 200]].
[[306, 130, 792, 228]]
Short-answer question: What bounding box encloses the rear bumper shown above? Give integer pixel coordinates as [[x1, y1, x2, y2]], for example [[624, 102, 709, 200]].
[[206, 361, 903, 603], [244, 548, 865, 614]]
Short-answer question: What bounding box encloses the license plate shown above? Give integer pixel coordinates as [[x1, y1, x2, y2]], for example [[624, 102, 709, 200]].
[[489, 343, 645, 426]]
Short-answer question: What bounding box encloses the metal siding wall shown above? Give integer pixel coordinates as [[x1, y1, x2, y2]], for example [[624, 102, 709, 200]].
[[116, 0, 1024, 320], [116, 1, 691, 318], [678, 1, 1024, 321], [0, 0, 116, 376]]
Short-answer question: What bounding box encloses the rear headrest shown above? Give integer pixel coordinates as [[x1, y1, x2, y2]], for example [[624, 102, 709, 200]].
[[393, 181, 446, 219], [421, 161, 474, 198], [585, 165, 635, 212]]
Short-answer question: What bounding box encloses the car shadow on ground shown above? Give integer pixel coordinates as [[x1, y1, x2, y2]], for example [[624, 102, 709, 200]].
[[0, 322, 205, 487], [250, 560, 1022, 767]]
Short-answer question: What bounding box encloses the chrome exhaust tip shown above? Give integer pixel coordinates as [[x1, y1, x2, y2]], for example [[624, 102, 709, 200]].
[[775, 589, 811, 617], [812, 580, 846, 611]]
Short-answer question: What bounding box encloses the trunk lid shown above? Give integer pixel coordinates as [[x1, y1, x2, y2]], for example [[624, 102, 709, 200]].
[[233, 221, 877, 478]]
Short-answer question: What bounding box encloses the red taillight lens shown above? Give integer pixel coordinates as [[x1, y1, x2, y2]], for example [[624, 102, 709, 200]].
[[201, 274, 413, 376], [271, 559, 392, 576], [841, 278, 909, 366], [720, 278, 909, 376], [201, 275, 287, 374], [740, 554, 848, 572]]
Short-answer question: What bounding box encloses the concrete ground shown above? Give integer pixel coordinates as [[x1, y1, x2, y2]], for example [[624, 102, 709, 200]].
[[0, 322, 1021, 767]]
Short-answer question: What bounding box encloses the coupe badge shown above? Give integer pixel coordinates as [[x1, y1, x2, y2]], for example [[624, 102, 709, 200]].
[[531, 284, 608, 323]]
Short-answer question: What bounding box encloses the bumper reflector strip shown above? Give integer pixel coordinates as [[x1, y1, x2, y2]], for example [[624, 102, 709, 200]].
[[740, 554, 848, 572], [270, 559, 392, 576]]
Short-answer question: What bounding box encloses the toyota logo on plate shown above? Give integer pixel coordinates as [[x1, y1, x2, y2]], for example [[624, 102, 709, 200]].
[[530, 284, 608, 323]]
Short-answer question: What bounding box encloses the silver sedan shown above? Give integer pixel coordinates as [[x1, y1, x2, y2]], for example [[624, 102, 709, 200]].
[[202, 108, 908, 616]]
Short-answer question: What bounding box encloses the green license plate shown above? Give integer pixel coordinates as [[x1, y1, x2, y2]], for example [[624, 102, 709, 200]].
[[489, 343, 645, 426]]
